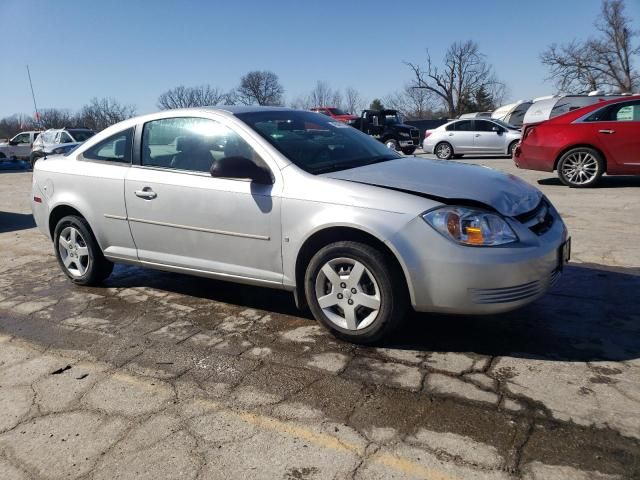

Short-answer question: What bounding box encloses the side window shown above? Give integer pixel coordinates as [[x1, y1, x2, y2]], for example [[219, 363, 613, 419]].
[[82, 128, 133, 164], [585, 100, 640, 122], [455, 120, 473, 131], [613, 101, 640, 121], [473, 120, 496, 132], [141, 117, 265, 174], [13, 133, 31, 144], [59, 132, 73, 143]]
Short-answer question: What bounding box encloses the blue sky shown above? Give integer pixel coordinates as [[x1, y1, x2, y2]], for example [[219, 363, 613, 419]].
[[1, 0, 638, 118]]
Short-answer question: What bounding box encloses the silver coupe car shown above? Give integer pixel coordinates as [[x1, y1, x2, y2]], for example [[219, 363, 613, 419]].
[[31, 107, 570, 343]]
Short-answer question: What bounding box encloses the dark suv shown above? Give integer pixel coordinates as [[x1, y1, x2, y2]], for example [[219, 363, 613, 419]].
[[351, 110, 420, 155]]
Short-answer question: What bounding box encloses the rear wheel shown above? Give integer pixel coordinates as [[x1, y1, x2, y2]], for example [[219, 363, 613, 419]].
[[508, 141, 518, 156], [434, 142, 453, 160], [557, 147, 604, 188], [401, 147, 416, 155], [53, 215, 113, 285], [304, 241, 406, 344]]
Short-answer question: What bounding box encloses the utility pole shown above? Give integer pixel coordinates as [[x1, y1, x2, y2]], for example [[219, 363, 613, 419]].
[[26, 65, 41, 127]]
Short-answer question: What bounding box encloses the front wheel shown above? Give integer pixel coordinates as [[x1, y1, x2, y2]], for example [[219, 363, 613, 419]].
[[557, 148, 604, 188], [384, 139, 399, 151], [54, 215, 114, 285], [434, 142, 453, 160], [304, 241, 407, 344]]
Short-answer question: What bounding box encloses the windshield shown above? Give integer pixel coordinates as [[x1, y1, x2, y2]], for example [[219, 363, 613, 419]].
[[236, 110, 401, 174], [328, 108, 349, 116], [383, 113, 402, 125], [68, 130, 95, 142]]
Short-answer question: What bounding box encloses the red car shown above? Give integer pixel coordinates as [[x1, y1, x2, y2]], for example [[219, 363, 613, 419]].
[[514, 95, 640, 187], [310, 107, 357, 123]]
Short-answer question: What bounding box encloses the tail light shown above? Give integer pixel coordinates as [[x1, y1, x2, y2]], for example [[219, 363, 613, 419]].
[[522, 126, 536, 141], [424, 131, 432, 139]]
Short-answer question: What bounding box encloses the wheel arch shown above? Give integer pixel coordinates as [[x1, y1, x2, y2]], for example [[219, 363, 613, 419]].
[[553, 144, 607, 172], [293, 226, 411, 310], [48, 204, 88, 239]]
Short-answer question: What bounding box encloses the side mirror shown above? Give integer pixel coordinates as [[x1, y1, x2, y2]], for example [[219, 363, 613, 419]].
[[8, 140, 17, 146], [492, 126, 503, 134], [210, 156, 273, 184]]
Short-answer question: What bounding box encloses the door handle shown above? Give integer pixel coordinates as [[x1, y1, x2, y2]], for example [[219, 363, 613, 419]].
[[134, 187, 157, 200], [598, 129, 615, 134], [475, 134, 481, 137], [448, 133, 454, 136]]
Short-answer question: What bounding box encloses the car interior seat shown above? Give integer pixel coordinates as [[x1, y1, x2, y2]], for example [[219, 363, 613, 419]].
[[171, 135, 213, 172]]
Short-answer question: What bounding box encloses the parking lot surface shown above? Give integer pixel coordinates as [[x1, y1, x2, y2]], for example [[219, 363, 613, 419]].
[[1, 155, 639, 479]]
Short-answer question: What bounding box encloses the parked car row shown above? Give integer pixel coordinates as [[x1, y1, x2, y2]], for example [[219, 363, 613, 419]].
[[0, 128, 95, 166]]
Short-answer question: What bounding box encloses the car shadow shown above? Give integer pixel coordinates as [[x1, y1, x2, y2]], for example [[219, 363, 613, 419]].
[[103, 261, 640, 363], [538, 176, 640, 188], [0, 211, 36, 233]]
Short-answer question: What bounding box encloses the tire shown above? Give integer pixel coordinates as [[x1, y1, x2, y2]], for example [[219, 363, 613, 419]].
[[508, 141, 518, 156], [401, 147, 416, 155], [304, 241, 407, 344], [557, 147, 604, 188], [434, 142, 453, 160], [384, 139, 399, 151], [53, 215, 113, 285]]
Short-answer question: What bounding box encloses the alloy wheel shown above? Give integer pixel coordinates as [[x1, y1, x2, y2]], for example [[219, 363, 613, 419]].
[[58, 226, 90, 277], [385, 140, 397, 150], [314, 257, 381, 331], [435, 143, 452, 159], [560, 151, 599, 185]]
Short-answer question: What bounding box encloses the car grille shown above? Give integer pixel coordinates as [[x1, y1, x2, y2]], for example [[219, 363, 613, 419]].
[[470, 280, 543, 304], [515, 199, 554, 235], [410, 129, 419, 139], [470, 268, 561, 304]]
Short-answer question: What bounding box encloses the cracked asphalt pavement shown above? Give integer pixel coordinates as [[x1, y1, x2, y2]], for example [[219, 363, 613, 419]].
[[1, 156, 639, 479]]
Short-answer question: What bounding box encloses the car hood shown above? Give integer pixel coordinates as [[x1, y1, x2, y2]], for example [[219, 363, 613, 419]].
[[323, 157, 542, 217]]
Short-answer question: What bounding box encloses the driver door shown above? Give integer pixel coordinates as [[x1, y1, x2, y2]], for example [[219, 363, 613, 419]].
[[124, 116, 283, 284]]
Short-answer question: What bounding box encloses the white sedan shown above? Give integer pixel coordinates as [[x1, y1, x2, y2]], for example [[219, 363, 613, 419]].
[[423, 118, 521, 159]]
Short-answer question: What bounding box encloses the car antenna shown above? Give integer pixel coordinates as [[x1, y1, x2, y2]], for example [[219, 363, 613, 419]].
[[26, 65, 42, 130]]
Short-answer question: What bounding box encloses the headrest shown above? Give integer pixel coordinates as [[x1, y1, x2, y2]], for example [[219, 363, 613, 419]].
[[114, 138, 126, 157]]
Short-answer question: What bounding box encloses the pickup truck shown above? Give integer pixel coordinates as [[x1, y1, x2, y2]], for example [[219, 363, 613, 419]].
[[0, 131, 41, 160], [350, 110, 419, 155]]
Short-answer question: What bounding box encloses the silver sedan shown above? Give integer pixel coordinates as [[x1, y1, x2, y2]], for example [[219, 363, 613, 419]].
[[31, 107, 569, 343], [423, 118, 522, 159]]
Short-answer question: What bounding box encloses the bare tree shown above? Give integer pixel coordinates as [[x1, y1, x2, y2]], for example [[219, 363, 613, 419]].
[[289, 94, 313, 110], [307, 81, 343, 108], [541, 0, 639, 93], [406, 40, 505, 117], [38, 109, 76, 129], [157, 85, 231, 110], [77, 98, 136, 132], [344, 87, 366, 115], [0, 114, 37, 140], [384, 85, 435, 119], [236, 71, 284, 106]]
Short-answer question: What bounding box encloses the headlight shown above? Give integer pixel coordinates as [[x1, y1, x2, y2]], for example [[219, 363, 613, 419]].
[[399, 132, 410, 138], [422, 206, 518, 246]]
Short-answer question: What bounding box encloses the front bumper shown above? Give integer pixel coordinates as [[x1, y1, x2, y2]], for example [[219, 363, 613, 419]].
[[399, 140, 415, 147], [387, 208, 567, 314]]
